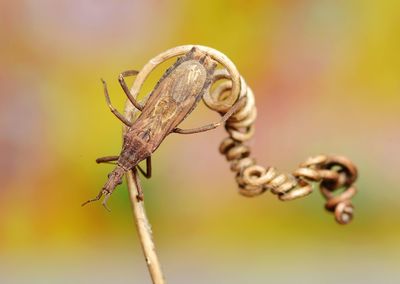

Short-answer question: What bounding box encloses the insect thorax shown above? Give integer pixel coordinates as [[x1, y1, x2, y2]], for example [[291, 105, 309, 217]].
[[118, 134, 151, 170]]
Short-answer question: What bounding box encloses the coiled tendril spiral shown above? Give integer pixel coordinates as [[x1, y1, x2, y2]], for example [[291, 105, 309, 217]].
[[126, 45, 359, 224], [205, 66, 358, 225]]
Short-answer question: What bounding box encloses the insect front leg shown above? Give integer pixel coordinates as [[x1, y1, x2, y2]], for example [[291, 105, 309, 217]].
[[119, 70, 145, 111], [81, 187, 114, 212], [81, 189, 106, 207], [173, 96, 247, 134], [101, 79, 133, 127]]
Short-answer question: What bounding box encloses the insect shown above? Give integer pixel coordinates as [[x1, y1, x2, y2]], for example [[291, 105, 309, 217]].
[[82, 47, 246, 210]]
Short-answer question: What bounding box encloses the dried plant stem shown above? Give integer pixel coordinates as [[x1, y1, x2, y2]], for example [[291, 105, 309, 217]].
[[119, 45, 359, 283], [124, 65, 166, 284], [126, 169, 165, 284]]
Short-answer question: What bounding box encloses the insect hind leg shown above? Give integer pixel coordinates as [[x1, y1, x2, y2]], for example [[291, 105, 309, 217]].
[[173, 96, 247, 134]]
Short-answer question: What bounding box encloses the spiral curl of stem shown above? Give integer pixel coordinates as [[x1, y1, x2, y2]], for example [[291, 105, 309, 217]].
[[202, 49, 358, 225], [127, 45, 359, 224]]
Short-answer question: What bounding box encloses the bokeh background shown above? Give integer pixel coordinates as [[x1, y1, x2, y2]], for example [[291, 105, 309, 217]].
[[1, 1, 399, 283]]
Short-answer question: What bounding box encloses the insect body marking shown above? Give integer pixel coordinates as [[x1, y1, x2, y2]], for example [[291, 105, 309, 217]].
[[169, 60, 206, 103]]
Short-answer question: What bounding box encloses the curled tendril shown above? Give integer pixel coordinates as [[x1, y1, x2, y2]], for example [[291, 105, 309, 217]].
[[201, 48, 358, 224], [124, 45, 359, 224]]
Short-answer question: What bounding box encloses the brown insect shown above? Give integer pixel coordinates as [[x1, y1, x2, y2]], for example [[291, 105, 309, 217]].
[[82, 47, 246, 210]]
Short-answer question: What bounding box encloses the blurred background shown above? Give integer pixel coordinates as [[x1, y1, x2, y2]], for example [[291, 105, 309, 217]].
[[1, 0, 399, 283]]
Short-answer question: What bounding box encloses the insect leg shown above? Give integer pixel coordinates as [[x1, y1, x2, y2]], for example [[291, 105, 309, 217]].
[[96, 155, 119, 165], [132, 169, 145, 201], [101, 79, 133, 127], [173, 96, 246, 134], [118, 70, 144, 111], [137, 156, 152, 179]]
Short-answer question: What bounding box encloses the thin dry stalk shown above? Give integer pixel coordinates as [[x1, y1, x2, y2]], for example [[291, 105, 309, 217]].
[[126, 169, 165, 284], [123, 72, 165, 283]]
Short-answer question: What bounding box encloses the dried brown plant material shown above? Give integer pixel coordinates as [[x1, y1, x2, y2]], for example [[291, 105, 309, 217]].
[[84, 45, 359, 283]]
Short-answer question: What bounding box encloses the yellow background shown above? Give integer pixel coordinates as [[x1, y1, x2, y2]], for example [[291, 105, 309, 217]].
[[1, 1, 399, 283]]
